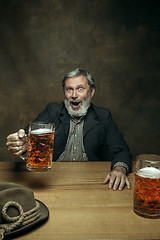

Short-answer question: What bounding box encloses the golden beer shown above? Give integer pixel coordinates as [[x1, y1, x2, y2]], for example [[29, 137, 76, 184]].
[[27, 128, 54, 171], [134, 167, 160, 218]]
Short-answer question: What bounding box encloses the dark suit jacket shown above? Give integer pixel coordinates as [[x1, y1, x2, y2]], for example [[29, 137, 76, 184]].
[[29, 102, 132, 172]]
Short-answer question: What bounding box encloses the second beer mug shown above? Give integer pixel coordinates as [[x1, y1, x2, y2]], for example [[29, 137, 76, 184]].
[[133, 155, 160, 218], [21, 122, 55, 171]]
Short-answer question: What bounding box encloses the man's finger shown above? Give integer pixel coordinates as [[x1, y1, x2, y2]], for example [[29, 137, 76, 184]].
[[8, 145, 22, 154], [6, 133, 19, 142], [117, 176, 126, 191], [103, 173, 111, 184], [108, 175, 117, 189], [112, 175, 121, 190], [6, 140, 25, 148], [126, 177, 131, 189]]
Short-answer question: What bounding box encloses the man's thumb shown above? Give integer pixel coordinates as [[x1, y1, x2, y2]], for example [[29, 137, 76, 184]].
[[18, 129, 25, 138]]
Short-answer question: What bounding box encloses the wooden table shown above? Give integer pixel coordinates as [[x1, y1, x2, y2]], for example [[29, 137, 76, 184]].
[[0, 161, 160, 240]]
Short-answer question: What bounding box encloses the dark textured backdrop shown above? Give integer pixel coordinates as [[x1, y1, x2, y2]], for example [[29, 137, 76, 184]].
[[0, 0, 160, 161]]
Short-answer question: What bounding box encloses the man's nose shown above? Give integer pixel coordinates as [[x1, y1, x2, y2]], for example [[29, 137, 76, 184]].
[[72, 89, 78, 98]]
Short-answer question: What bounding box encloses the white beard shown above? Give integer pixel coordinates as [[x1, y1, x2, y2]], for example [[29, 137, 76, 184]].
[[64, 94, 92, 117]]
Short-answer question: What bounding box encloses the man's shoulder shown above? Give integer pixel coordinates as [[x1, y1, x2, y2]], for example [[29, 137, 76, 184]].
[[45, 102, 65, 117], [89, 104, 113, 126], [89, 104, 116, 128]]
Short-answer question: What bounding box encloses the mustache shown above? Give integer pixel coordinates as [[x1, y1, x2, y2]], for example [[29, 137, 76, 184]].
[[68, 98, 82, 103]]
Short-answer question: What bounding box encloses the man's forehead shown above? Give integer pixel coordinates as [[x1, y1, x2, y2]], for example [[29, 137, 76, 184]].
[[65, 75, 88, 86]]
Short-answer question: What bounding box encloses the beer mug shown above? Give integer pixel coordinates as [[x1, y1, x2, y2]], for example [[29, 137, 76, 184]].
[[133, 155, 160, 218], [21, 122, 55, 171]]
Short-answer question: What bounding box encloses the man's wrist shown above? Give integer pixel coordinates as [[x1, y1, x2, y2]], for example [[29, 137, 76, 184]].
[[113, 162, 129, 174]]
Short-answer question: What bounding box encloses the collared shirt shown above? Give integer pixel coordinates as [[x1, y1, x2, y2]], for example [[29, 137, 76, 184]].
[[57, 116, 88, 162], [57, 115, 129, 173]]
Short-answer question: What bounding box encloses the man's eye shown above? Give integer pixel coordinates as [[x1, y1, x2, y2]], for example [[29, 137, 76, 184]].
[[78, 88, 84, 92], [66, 88, 72, 92]]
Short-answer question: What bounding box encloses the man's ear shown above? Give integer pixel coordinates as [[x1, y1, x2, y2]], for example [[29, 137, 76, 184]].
[[91, 88, 95, 97]]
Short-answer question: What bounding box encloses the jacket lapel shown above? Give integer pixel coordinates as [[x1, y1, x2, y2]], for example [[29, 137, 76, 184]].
[[59, 105, 70, 135], [58, 103, 99, 137], [83, 105, 99, 137]]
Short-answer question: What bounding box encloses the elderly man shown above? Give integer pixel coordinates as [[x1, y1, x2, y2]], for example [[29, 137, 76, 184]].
[[6, 68, 132, 190]]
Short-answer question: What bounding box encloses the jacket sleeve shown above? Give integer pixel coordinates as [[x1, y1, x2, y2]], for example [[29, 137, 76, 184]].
[[104, 110, 132, 173], [24, 103, 59, 132]]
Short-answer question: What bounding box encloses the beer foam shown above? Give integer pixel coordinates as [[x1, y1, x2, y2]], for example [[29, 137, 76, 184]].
[[30, 128, 53, 134], [137, 167, 160, 179]]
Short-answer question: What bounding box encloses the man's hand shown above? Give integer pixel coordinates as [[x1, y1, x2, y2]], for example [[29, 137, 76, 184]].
[[103, 166, 130, 191], [6, 129, 28, 157]]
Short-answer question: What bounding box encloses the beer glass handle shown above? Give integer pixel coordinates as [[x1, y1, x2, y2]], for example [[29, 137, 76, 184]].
[[20, 154, 27, 162], [20, 133, 28, 162]]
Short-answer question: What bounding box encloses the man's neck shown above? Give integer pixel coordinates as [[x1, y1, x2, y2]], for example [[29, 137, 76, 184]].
[[70, 114, 85, 123]]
